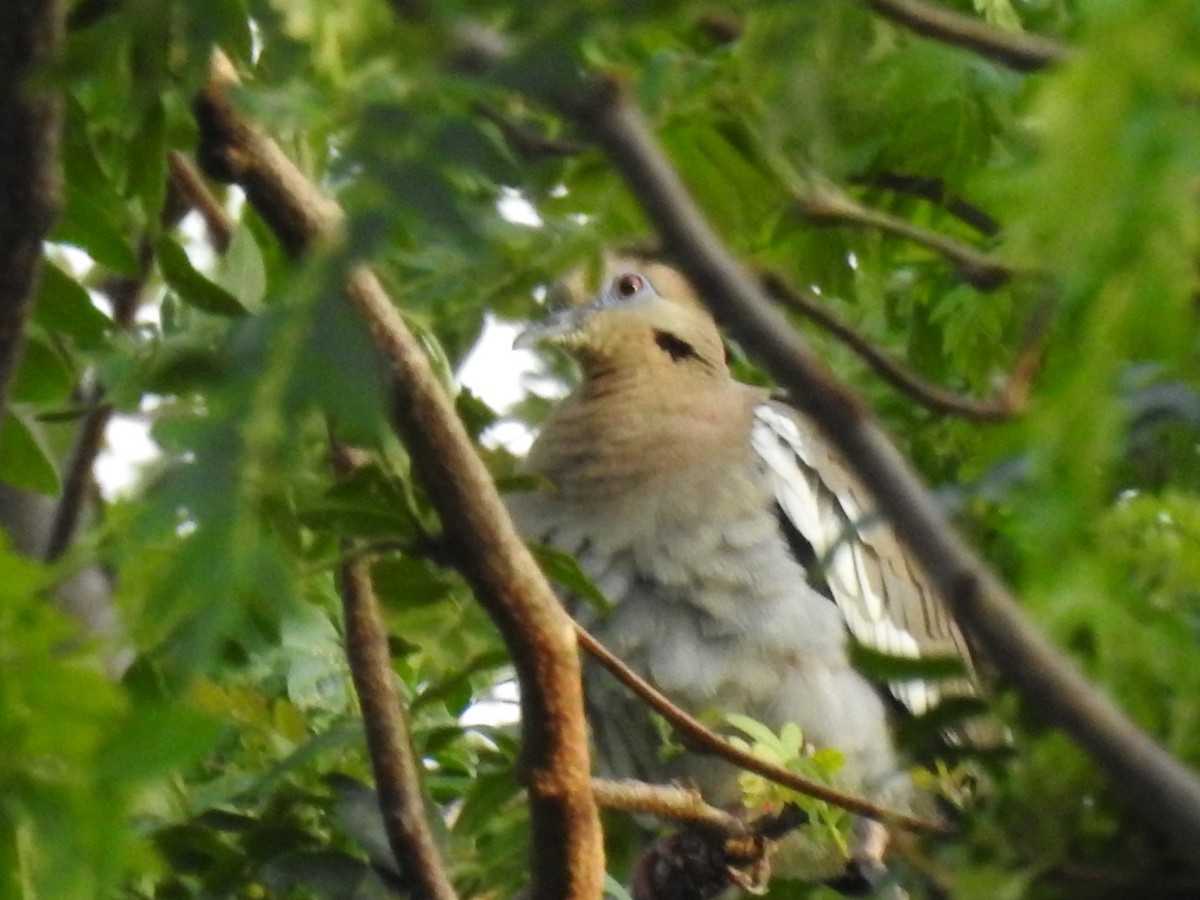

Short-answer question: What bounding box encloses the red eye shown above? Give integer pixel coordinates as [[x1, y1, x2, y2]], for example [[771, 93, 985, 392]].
[[613, 273, 644, 298]]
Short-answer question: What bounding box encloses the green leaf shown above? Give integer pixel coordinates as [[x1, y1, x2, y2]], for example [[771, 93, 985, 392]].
[[530, 544, 611, 614], [97, 704, 223, 785], [214, 227, 268, 313], [0, 407, 61, 495], [157, 236, 248, 317], [34, 262, 114, 346], [55, 98, 140, 274], [725, 712, 790, 751], [131, 97, 168, 221], [11, 332, 75, 404], [848, 642, 971, 682], [604, 874, 636, 900]]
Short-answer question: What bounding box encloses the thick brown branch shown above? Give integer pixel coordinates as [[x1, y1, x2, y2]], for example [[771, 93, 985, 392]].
[[575, 624, 948, 835], [193, 53, 344, 253], [861, 0, 1070, 72], [562, 74, 1200, 861], [0, 0, 64, 419], [760, 270, 1037, 421], [192, 58, 603, 900], [798, 182, 1013, 291], [333, 442, 458, 900]]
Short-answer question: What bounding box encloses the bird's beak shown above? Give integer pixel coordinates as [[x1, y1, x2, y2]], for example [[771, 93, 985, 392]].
[[513, 306, 589, 350]]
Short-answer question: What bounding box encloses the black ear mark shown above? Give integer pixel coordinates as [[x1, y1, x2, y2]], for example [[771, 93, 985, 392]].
[[653, 330, 699, 362]]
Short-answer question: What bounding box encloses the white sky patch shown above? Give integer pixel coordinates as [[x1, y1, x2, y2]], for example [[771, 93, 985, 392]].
[[459, 677, 520, 727], [96, 414, 160, 499], [496, 186, 542, 227], [46, 242, 95, 278], [457, 314, 547, 454], [180, 209, 219, 273]]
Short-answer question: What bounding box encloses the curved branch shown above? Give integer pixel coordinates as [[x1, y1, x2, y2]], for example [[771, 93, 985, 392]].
[[860, 0, 1071, 72], [474, 101, 588, 161], [760, 270, 1039, 421], [797, 182, 1014, 291], [575, 623, 949, 835], [333, 442, 459, 900], [849, 171, 1001, 238], [560, 75, 1200, 861], [192, 55, 604, 900]]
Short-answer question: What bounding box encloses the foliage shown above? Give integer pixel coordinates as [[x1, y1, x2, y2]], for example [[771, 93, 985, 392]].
[[726, 715, 851, 859], [3, 0, 1200, 897]]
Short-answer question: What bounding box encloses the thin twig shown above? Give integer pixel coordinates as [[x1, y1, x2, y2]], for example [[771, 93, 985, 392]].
[[474, 101, 588, 161], [861, 0, 1071, 72], [192, 53, 604, 900], [560, 73, 1200, 861], [798, 182, 1014, 291], [575, 623, 950, 835], [45, 159, 197, 561], [332, 441, 459, 900], [850, 172, 1000, 238], [167, 150, 235, 252], [760, 270, 1039, 421]]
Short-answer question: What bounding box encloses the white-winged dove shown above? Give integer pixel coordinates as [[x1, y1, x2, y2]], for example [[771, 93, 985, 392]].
[[511, 260, 983, 890]]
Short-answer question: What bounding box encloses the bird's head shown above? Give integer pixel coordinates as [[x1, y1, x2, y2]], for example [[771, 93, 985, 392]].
[[514, 261, 726, 373]]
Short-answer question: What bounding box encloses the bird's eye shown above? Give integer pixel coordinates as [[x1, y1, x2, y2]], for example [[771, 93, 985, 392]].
[[613, 273, 645, 299]]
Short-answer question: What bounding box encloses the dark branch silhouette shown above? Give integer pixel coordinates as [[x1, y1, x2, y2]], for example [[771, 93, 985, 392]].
[[475, 101, 588, 161], [796, 181, 1014, 291], [559, 74, 1200, 861], [850, 171, 1001, 238], [760, 270, 1043, 421], [861, 0, 1071, 72], [0, 0, 65, 419]]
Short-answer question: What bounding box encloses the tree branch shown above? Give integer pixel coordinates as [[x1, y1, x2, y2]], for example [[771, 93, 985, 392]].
[[860, 0, 1071, 72], [192, 55, 604, 900], [759, 270, 1042, 421], [560, 74, 1200, 861], [474, 101, 588, 161], [797, 181, 1014, 291], [591, 778, 750, 836], [167, 150, 235, 253], [332, 441, 459, 900], [0, 0, 64, 419], [45, 159, 202, 561], [575, 623, 949, 835], [849, 171, 1000, 238]]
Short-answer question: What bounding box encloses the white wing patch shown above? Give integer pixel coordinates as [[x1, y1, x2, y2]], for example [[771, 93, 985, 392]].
[[750, 404, 965, 716]]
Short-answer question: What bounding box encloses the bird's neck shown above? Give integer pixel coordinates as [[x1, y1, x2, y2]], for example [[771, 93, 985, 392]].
[[525, 362, 762, 492]]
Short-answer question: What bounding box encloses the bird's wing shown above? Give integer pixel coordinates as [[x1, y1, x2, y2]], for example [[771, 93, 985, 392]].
[[750, 401, 979, 717]]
